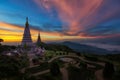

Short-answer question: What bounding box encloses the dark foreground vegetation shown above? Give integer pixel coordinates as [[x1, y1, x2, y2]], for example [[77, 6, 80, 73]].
[[0, 43, 120, 80], [0, 55, 29, 80]]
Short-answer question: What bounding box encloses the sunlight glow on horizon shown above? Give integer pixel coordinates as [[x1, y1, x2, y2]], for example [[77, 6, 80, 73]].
[[0, 22, 89, 43]]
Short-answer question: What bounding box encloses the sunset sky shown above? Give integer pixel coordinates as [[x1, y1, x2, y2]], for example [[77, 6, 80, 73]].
[[0, 0, 120, 46]]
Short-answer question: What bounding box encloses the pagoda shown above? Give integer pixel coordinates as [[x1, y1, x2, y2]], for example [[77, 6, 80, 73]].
[[21, 17, 33, 46], [36, 32, 42, 45]]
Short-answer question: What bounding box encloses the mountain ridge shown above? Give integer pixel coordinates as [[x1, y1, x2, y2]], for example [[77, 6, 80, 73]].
[[61, 41, 119, 55]]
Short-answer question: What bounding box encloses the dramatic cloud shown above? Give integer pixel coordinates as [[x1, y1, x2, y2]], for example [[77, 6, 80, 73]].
[[34, 0, 120, 37], [34, 0, 103, 33]]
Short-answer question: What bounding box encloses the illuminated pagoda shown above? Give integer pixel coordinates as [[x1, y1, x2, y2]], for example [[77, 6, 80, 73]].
[[21, 17, 33, 46]]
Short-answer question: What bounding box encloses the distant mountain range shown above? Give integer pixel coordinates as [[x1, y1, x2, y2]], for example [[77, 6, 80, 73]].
[[60, 41, 120, 55]]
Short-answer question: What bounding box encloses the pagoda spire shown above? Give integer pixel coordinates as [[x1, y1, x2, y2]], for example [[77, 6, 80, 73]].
[[25, 17, 29, 27]]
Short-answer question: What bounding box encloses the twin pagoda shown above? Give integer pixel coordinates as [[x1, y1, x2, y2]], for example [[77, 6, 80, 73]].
[[21, 17, 41, 46]]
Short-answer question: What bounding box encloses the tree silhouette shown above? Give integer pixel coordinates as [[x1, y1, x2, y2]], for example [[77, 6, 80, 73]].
[[0, 39, 3, 45]]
